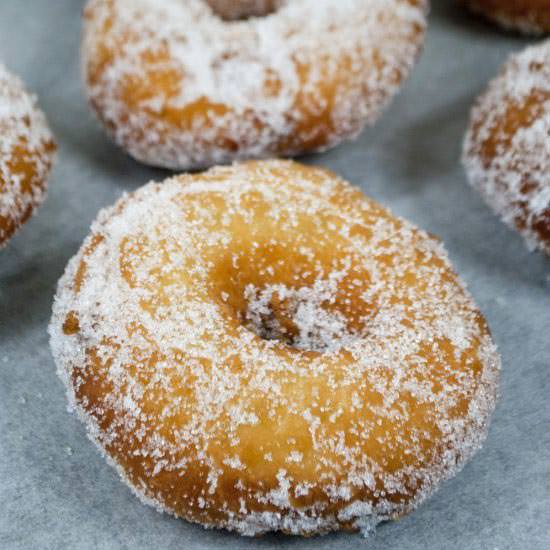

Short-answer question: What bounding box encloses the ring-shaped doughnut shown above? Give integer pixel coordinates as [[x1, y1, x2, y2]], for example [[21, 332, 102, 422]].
[[50, 160, 500, 536], [82, 0, 428, 169]]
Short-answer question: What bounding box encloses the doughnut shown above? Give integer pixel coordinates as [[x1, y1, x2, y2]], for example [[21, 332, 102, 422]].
[[464, 0, 550, 34], [82, 0, 428, 170], [50, 160, 500, 536], [463, 40, 550, 256], [0, 64, 56, 248]]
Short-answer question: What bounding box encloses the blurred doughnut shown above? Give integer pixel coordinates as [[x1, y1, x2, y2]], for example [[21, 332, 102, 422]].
[[464, 0, 550, 34], [82, 0, 428, 169], [463, 40, 550, 255], [0, 64, 56, 248]]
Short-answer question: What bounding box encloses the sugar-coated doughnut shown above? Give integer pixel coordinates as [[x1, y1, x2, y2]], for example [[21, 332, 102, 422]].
[[0, 64, 56, 248], [464, 0, 550, 34], [50, 160, 500, 536], [82, 0, 428, 170], [463, 40, 550, 256]]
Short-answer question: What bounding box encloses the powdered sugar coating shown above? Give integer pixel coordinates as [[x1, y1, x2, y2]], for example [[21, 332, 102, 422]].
[[464, 0, 550, 35], [0, 63, 56, 247], [82, 0, 428, 170], [463, 40, 550, 256], [50, 160, 500, 536]]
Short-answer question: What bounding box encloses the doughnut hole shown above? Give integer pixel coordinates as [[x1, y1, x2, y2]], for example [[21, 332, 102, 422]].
[[208, 237, 378, 354], [206, 0, 283, 21]]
